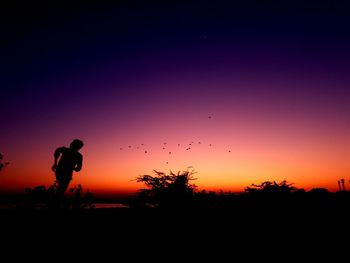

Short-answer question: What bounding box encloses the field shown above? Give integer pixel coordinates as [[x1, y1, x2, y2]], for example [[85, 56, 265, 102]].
[[1, 201, 348, 259]]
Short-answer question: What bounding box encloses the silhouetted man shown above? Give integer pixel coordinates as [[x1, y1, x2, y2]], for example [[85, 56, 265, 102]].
[[52, 139, 84, 203]]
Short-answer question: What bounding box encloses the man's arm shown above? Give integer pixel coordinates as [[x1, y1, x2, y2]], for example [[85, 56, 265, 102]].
[[52, 147, 64, 172], [74, 154, 83, 172]]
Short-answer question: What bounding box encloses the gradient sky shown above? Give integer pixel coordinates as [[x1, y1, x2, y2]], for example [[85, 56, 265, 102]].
[[1, 0, 350, 195]]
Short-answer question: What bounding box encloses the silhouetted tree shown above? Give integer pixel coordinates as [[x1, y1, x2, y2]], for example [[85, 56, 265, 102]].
[[309, 188, 330, 195], [134, 168, 197, 208], [245, 180, 297, 195], [308, 188, 331, 201], [0, 153, 9, 171], [244, 180, 300, 205]]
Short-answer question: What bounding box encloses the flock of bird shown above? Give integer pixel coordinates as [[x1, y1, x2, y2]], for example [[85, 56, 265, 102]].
[[119, 141, 217, 153], [118, 116, 232, 164]]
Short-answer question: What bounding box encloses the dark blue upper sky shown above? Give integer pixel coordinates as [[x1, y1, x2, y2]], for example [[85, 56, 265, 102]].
[[2, 0, 350, 128], [2, 0, 350, 85]]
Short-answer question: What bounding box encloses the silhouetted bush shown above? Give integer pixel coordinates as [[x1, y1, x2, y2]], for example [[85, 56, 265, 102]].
[[128, 170, 350, 211], [245, 180, 297, 195], [132, 168, 197, 208], [21, 182, 94, 209], [243, 180, 303, 208], [69, 184, 95, 209]]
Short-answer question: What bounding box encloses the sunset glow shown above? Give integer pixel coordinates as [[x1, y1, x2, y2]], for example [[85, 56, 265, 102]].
[[2, 1, 350, 196]]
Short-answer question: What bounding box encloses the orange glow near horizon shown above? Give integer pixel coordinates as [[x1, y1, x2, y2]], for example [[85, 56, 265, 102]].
[[1, 110, 349, 195], [3, 1, 350, 199]]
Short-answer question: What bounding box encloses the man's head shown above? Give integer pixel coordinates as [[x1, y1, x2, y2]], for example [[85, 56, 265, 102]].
[[70, 139, 84, 151]]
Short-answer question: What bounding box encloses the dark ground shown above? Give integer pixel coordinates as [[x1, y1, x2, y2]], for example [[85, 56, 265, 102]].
[[1, 204, 349, 260]]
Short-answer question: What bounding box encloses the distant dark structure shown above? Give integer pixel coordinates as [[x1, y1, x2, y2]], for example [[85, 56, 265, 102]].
[[338, 179, 347, 192], [341, 179, 346, 191], [51, 139, 84, 204]]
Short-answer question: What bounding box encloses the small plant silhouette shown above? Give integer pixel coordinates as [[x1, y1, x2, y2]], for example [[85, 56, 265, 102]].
[[243, 180, 302, 208], [22, 182, 94, 209], [69, 184, 95, 209], [133, 167, 197, 208]]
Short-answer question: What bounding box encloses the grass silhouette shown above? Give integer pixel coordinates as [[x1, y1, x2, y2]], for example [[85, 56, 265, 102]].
[[20, 182, 94, 209]]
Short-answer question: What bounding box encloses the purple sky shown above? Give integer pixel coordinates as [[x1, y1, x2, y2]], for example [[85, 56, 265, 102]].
[[1, 1, 350, 193]]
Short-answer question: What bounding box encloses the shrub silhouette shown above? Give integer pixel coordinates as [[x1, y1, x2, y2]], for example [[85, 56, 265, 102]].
[[22, 182, 94, 209], [245, 180, 297, 195], [69, 184, 95, 209], [243, 180, 306, 210], [133, 168, 197, 208], [23, 184, 57, 209]]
